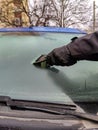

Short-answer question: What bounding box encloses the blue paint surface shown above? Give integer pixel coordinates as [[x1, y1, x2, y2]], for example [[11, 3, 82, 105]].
[[0, 27, 86, 34]]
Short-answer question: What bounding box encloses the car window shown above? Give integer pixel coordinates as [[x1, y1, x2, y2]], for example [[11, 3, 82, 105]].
[[0, 32, 98, 104]]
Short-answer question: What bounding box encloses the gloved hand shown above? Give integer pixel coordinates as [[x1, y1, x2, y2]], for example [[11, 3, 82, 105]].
[[33, 55, 50, 68], [47, 46, 77, 66]]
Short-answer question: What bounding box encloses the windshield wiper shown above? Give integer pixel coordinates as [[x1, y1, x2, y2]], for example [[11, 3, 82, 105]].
[[0, 96, 98, 122], [0, 96, 76, 111], [11, 105, 98, 123]]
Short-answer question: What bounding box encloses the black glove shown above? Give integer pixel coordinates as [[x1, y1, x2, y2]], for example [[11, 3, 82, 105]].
[[47, 46, 77, 66], [33, 55, 50, 68]]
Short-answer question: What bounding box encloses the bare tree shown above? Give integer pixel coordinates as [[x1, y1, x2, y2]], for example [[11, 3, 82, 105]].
[[49, 0, 92, 28], [0, 0, 92, 32], [28, 0, 92, 31], [29, 0, 57, 26]]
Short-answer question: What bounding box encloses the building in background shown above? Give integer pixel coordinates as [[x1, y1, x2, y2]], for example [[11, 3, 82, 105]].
[[0, 0, 29, 27]]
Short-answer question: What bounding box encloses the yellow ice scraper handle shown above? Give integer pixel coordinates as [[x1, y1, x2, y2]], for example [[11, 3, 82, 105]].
[[33, 55, 50, 68]]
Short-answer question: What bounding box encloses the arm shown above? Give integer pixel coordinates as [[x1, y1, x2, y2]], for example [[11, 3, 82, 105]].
[[47, 31, 98, 66]]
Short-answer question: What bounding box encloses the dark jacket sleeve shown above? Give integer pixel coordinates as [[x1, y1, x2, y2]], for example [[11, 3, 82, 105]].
[[47, 31, 98, 66]]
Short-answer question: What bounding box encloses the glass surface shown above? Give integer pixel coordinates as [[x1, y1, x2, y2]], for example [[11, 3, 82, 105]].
[[0, 32, 98, 104]]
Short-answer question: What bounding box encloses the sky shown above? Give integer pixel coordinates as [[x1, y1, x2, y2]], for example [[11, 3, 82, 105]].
[[89, 0, 98, 5], [28, 0, 34, 10]]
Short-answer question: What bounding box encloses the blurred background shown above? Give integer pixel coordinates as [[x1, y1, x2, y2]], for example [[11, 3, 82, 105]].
[[0, 0, 98, 33]]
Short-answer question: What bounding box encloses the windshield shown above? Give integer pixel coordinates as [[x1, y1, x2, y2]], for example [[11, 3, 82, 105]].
[[0, 32, 98, 104]]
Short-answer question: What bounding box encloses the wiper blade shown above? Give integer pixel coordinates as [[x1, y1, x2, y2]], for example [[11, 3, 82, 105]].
[[10, 104, 98, 123], [0, 96, 76, 111], [62, 110, 98, 123], [11, 104, 98, 122], [0, 96, 98, 122], [11, 105, 64, 115]]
